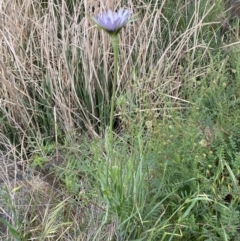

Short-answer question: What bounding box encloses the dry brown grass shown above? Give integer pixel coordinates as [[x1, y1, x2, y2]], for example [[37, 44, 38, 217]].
[[0, 0, 223, 140]]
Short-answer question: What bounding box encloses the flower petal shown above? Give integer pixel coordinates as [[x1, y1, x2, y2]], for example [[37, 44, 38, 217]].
[[107, 9, 114, 23], [117, 8, 124, 19], [122, 9, 131, 19], [91, 8, 131, 33]]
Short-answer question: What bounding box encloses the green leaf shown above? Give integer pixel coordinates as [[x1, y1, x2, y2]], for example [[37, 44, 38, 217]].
[[0, 217, 21, 241]]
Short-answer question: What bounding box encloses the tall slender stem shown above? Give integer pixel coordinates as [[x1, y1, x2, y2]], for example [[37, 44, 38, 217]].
[[109, 35, 119, 148], [105, 35, 119, 195]]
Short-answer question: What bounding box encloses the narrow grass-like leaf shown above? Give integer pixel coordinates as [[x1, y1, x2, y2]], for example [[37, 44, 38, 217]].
[[0, 218, 21, 241]]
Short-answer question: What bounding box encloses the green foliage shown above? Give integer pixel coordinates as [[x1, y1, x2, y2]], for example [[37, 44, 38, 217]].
[[0, 187, 23, 241], [0, 218, 22, 241], [92, 42, 240, 238]]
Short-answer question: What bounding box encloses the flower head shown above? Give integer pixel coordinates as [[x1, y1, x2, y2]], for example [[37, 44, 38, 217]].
[[91, 8, 131, 35]]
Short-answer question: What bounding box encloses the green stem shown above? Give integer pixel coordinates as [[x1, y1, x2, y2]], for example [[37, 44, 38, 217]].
[[106, 35, 118, 195], [109, 35, 119, 148]]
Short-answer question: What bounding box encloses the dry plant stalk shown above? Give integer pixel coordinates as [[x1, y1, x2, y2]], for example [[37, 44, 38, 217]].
[[226, 0, 240, 18], [0, 0, 217, 138]]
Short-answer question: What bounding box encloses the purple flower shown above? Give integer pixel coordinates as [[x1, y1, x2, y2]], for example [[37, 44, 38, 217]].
[[91, 8, 131, 34]]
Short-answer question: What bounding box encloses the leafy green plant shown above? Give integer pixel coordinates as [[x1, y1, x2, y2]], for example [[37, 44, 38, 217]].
[[0, 218, 22, 241]]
